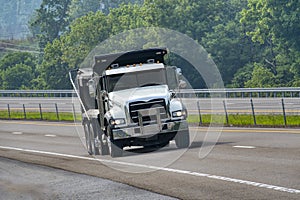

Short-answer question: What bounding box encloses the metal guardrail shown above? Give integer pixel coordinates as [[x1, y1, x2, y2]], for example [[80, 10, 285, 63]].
[[0, 90, 74, 97], [0, 98, 299, 126], [0, 102, 79, 121], [195, 98, 300, 127], [0, 87, 300, 98], [180, 87, 300, 98]]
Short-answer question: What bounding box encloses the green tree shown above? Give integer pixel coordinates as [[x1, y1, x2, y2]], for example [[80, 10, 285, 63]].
[[68, 0, 102, 19], [36, 0, 300, 89], [30, 0, 72, 49], [0, 52, 42, 89], [244, 63, 276, 88], [40, 39, 70, 89], [244, 0, 300, 52], [202, 0, 251, 85], [230, 63, 254, 88], [40, 11, 110, 89], [61, 11, 110, 68], [40, 0, 242, 89], [240, 0, 300, 88], [0, 52, 39, 89], [0, 52, 37, 71], [2, 63, 34, 89]]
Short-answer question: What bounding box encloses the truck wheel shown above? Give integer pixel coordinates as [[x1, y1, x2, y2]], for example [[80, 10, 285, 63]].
[[109, 142, 123, 158], [101, 142, 109, 155], [83, 121, 92, 155], [106, 126, 123, 157], [89, 122, 100, 155], [100, 133, 109, 155], [175, 130, 190, 149]]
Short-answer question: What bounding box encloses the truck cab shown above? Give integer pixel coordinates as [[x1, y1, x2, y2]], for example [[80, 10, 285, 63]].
[[74, 48, 189, 157]]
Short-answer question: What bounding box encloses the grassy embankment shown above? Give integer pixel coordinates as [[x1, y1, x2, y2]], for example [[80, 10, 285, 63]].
[[187, 114, 300, 127], [0, 110, 79, 122], [0, 110, 299, 127]]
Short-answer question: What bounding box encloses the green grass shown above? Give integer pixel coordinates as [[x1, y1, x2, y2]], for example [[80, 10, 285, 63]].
[[0, 110, 81, 121], [187, 114, 300, 127]]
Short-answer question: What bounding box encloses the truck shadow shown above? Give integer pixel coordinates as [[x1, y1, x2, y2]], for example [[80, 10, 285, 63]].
[[120, 141, 234, 157], [189, 141, 234, 149]]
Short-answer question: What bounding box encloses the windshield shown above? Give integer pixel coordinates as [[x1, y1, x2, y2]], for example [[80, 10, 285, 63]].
[[107, 69, 167, 92]]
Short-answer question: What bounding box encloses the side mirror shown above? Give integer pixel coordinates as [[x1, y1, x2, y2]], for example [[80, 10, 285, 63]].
[[176, 68, 182, 76], [179, 80, 187, 89], [88, 79, 96, 97], [101, 90, 108, 102], [170, 90, 176, 98]]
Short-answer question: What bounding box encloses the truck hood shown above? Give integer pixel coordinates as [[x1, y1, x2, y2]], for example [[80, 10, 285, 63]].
[[109, 85, 169, 105]]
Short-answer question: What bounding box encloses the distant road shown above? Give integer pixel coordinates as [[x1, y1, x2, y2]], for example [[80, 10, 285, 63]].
[[0, 120, 299, 199], [0, 97, 79, 113]]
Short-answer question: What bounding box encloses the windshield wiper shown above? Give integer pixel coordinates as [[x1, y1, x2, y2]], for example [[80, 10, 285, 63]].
[[140, 83, 161, 87]]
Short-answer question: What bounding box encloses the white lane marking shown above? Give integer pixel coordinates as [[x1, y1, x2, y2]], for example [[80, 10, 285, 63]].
[[12, 132, 23, 135], [233, 145, 256, 149], [0, 146, 299, 194], [45, 134, 56, 137]]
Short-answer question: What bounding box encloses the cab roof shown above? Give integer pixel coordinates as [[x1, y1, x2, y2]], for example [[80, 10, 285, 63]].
[[92, 47, 168, 76], [105, 63, 164, 76]]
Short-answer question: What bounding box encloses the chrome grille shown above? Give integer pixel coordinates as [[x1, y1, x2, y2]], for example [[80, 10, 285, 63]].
[[129, 99, 167, 124]]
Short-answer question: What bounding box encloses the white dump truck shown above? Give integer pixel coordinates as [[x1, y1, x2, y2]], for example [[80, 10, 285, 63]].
[[71, 48, 189, 157]]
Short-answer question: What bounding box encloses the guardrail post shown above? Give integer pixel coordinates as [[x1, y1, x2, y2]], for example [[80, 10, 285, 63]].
[[250, 99, 256, 125], [7, 104, 11, 119], [72, 103, 77, 121], [197, 101, 202, 126], [55, 103, 59, 121], [223, 100, 229, 125], [23, 104, 26, 119], [281, 99, 287, 127], [39, 103, 43, 120]]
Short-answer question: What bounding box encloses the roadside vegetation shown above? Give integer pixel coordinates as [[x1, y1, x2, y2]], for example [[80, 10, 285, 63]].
[[0, 111, 299, 127], [187, 115, 300, 127], [1, 0, 300, 90], [0, 110, 78, 122]]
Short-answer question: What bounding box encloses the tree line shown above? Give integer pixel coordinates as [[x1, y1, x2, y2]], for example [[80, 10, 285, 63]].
[[0, 0, 299, 89]]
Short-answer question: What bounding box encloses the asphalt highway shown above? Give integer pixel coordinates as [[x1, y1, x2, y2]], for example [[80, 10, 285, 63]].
[[0, 157, 175, 200], [0, 120, 299, 199]]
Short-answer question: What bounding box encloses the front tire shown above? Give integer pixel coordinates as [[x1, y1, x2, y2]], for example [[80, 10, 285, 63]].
[[175, 130, 190, 149], [106, 126, 123, 157]]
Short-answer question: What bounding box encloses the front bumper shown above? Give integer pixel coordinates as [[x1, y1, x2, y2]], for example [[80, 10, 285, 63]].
[[111, 120, 188, 140]]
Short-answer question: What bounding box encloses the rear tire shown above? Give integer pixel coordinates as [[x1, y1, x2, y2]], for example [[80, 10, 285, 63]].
[[83, 121, 92, 155], [88, 122, 100, 155], [101, 134, 109, 155]]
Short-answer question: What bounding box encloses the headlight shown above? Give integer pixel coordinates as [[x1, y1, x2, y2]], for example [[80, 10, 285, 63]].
[[109, 118, 125, 125], [172, 110, 186, 117]]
